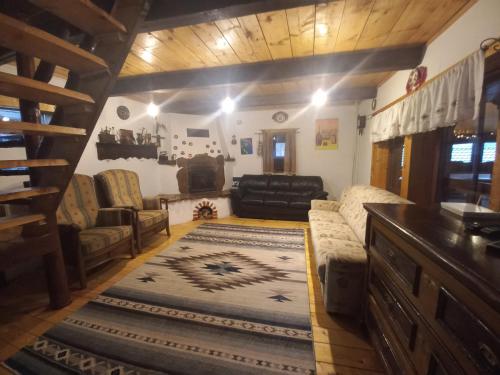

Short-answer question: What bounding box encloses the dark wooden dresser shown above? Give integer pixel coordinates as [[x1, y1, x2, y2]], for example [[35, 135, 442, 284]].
[[363, 203, 500, 375]]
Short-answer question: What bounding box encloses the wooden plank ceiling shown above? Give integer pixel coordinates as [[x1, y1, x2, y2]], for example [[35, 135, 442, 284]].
[[114, 0, 474, 110], [0, 0, 475, 111], [121, 0, 472, 77]]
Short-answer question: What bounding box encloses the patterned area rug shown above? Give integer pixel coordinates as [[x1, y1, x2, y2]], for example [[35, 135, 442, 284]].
[[3, 223, 316, 374]]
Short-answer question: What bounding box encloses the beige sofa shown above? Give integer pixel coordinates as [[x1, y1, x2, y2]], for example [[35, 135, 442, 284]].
[[308, 185, 411, 316]]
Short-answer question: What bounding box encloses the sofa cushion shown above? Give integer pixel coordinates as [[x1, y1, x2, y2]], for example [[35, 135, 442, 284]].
[[264, 194, 290, 207], [138, 210, 168, 229], [313, 238, 365, 282], [247, 189, 275, 196], [310, 221, 359, 243], [57, 174, 99, 230], [289, 198, 311, 210], [290, 176, 323, 192], [268, 175, 292, 190], [308, 210, 346, 224], [79, 226, 132, 255], [239, 175, 269, 191], [242, 194, 264, 206], [338, 185, 411, 244]]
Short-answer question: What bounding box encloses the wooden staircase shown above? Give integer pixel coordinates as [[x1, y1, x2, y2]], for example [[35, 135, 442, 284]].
[[0, 0, 149, 308]]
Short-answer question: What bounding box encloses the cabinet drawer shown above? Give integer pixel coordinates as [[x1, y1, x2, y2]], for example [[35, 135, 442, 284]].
[[366, 307, 403, 375], [427, 354, 449, 375], [436, 288, 500, 374], [370, 268, 417, 351], [372, 230, 421, 294]]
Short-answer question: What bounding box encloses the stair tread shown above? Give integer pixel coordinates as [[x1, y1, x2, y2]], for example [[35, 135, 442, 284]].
[[30, 0, 127, 36], [0, 187, 59, 202], [0, 13, 109, 74], [0, 72, 95, 106], [0, 159, 69, 169], [0, 121, 86, 136], [0, 213, 46, 231]]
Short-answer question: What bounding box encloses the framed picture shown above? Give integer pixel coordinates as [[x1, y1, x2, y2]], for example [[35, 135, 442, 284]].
[[315, 119, 338, 150], [240, 138, 253, 155], [119, 129, 135, 144]]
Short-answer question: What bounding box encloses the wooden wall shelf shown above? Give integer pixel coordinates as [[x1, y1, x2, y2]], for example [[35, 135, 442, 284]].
[[96, 142, 158, 160]]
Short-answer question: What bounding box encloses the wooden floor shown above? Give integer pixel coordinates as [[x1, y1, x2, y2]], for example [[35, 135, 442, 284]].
[[0, 216, 385, 374]]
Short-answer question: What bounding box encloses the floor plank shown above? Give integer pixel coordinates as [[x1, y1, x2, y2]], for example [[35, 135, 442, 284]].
[[0, 216, 384, 374]]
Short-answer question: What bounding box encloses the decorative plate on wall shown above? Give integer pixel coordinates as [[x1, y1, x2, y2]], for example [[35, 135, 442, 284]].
[[272, 111, 288, 123], [116, 105, 130, 120]]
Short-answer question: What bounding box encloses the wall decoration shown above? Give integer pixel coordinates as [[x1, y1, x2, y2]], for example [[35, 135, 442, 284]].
[[240, 138, 253, 155], [188, 141, 193, 146], [212, 141, 217, 145], [315, 119, 339, 150], [231, 135, 237, 145], [116, 105, 130, 120], [406, 66, 427, 93], [187, 128, 209, 137], [182, 140, 186, 145], [272, 111, 288, 123], [98, 126, 117, 143], [174, 134, 179, 139], [119, 129, 135, 144], [210, 149, 214, 153], [136, 128, 153, 145]]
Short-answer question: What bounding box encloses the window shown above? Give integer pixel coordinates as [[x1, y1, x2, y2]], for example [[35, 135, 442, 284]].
[[274, 142, 286, 158], [482, 142, 496, 163], [450, 143, 473, 163]]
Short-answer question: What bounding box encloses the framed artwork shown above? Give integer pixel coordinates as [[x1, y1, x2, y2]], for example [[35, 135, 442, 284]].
[[240, 138, 253, 155], [119, 129, 135, 144], [315, 119, 338, 150], [187, 128, 209, 137]]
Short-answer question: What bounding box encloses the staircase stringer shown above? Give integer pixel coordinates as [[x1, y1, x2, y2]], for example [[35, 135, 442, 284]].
[[31, 0, 151, 212]]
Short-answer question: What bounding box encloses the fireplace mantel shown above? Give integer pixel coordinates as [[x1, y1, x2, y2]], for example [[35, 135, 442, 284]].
[[176, 154, 225, 194]]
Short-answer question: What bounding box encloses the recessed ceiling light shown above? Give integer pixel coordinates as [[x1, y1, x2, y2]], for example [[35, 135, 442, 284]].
[[317, 24, 328, 36], [311, 89, 328, 107], [221, 97, 235, 114], [141, 50, 154, 63], [147, 102, 159, 117], [216, 38, 228, 49], [1, 117, 9, 122]]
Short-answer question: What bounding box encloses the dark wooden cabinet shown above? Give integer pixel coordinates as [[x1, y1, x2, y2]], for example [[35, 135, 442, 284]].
[[364, 204, 500, 375]]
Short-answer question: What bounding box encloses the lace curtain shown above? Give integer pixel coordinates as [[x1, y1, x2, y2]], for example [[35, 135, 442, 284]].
[[371, 50, 485, 143]]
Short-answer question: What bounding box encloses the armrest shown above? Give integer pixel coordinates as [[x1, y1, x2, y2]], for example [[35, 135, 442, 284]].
[[97, 208, 133, 226], [231, 189, 244, 200], [143, 196, 161, 210], [159, 197, 169, 210], [312, 191, 328, 200], [311, 200, 340, 211], [57, 224, 81, 260]]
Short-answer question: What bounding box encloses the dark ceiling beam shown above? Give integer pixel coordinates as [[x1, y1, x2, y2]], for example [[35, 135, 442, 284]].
[[160, 87, 377, 115], [112, 44, 425, 95], [141, 0, 320, 32]]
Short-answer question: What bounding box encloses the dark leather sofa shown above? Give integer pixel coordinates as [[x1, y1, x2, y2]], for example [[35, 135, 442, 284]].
[[231, 174, 328, 221]]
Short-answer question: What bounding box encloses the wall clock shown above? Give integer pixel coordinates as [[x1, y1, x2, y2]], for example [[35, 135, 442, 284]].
[[116, 105, 130, 120], [272, 111, 288, 123]]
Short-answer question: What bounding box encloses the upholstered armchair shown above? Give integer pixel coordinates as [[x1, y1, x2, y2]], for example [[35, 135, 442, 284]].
[[94, 169, 170, 250], [56, 174, 135, 288]]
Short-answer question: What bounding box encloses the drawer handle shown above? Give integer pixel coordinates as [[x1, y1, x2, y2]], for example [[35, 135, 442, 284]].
[[479, 343, 499, 368]]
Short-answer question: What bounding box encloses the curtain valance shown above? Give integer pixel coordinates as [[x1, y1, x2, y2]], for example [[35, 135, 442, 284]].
[[371, 50, 485, 143]]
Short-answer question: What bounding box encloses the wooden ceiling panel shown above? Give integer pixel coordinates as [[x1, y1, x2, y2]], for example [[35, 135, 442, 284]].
[[256, 10, 293, 60], [313, 1, 345, 55], [286, 5, 315, 57], [215, 16, 271, 63], [355, 0, 410, 50], [334, 0, 375, 52], [190, 23, 241, 65]]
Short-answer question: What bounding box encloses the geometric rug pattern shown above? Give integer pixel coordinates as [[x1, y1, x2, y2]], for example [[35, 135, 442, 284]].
[[3, 223, 315, 374]]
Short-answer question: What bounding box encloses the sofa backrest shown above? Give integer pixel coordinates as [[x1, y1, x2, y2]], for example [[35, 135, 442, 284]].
[[338, 185, 412, 244], [56, 174, 99, 230], [95, 169, 144, 210], [239, 174, 323, 195]]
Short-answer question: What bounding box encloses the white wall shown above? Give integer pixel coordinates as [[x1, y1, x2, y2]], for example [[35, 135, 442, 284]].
[[355, 0, 500, 184], [219, 104, 359, 199]]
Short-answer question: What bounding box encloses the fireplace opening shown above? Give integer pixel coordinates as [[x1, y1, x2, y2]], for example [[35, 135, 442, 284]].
[[189, 166, 216, 193]]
